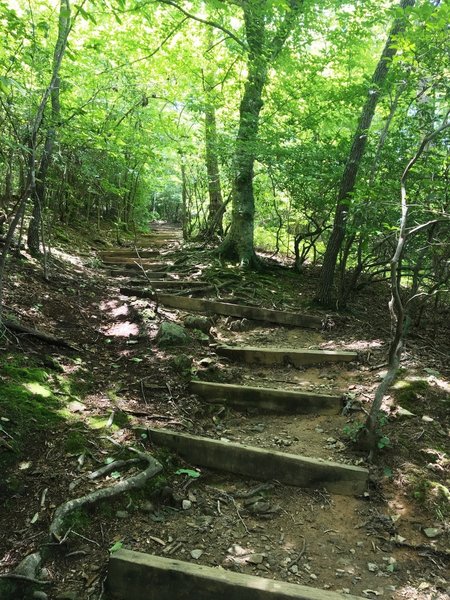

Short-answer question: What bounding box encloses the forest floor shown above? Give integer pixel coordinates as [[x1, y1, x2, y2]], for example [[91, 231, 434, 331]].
[[0, 224, 449, 600]]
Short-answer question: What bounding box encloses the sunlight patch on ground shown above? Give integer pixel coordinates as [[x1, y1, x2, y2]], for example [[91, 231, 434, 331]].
[[104, 321, 139, 337], [111, 304, 129, 317], [23, 382, 51, 397], [51, 247, 84, 267], [334, 339, 384, 351]]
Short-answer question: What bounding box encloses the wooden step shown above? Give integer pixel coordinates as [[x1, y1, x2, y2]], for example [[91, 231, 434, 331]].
[[108, 550, 365, 600], [99, 250, 160, 258], [216, 345, 357, 366], [105, 262, 171, 271], [144, 428, 368, 496], [151, 294, 322, 329], [122, 280, 208, 289], [120, 284, 210, 298], [109, 271, 171, 279], [190, 381, 342, 414], [101, 256, 166, 265]]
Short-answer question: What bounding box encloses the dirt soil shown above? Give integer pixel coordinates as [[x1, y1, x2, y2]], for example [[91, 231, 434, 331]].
[[0, 228, 449, 600]]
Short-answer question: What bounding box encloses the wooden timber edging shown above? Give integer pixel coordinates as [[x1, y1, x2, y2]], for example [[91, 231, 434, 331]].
[[121, 280, 208, 290], [215, 345, 357, 366], [189, 380, 343, 414], [107, 262, 171, 271], [109, 272, 171, 279], [142, 428, 368, 496], [100, 256, 165, 265], [107, 550, 365, 600], [152, 293, 323, 329], [99, 250, 160, 258]]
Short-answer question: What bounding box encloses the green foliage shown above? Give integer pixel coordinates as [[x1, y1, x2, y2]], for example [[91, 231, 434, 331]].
[[0, 356, 63, 461], [393, 379, 430, 412]]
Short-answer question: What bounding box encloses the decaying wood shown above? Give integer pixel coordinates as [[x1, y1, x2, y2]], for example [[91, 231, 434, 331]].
[[4, 319, 76, 349], [50, 448, 162, 540]]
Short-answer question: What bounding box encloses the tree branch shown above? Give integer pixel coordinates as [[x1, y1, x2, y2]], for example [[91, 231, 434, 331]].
[[157, 0, 246, 49]]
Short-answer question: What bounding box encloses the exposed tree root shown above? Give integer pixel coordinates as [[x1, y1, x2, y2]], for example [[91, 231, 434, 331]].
[[50, 447, 162, 540], [4, 319, 77, 350]]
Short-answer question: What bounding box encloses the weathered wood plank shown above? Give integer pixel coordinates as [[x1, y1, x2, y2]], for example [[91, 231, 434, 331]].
[[153, 294, 322, 329], [100, 256, 166, 265], [99, 250, 160, 258], [216, 345, 357, 366], [108, 270, 174, 278], [105, 262, 171, 271], [121, 280, 208, 290], [107, 550, 365, 600], [145, 428, 368, 495], [190, 381, 343, 414]]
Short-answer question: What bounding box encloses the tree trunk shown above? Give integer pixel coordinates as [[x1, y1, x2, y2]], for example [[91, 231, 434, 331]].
[[204, 104, 224, 236], [219, 0, 301, 267], [316, 0, 415, 307], [27, 0, 70, 256], [361, 117, 449, 456]]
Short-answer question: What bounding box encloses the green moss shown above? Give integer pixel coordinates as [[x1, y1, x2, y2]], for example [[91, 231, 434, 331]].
[[63, 507, 91, 531], [64, 429, 88, 454], [88, 415, 111, 430], [393, 379, 430, 411]]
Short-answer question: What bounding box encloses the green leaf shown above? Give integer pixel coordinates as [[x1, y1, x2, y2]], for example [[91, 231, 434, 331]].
[[175, 468, 200, 478], [109, 540, 123, 553]]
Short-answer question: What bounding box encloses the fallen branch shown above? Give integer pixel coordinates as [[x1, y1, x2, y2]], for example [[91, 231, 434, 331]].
[[50, 448, 162, 540], [87, 458, 141, 480], [4, 320, 77, 350], [0, 573, 51, 585]]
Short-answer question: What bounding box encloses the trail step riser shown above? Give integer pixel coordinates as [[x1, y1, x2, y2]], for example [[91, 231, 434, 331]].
[[216, 346, 357, 367], [101, 257, 166, 265], [152, 294, 322, 329], [143, 428, 368, 496], [107, 550, 365, 600], [190, 381, 342, 414], [122, 280, 208, 289], [99, 251, 160, 259], [108, 263, 170, 271]]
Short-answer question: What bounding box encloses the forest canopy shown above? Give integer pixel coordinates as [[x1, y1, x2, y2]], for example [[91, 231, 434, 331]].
[[0, 0, 448, 309]]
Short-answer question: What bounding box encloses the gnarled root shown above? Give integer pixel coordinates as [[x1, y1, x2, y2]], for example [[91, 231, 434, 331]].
[[50, 447, 162, 540]]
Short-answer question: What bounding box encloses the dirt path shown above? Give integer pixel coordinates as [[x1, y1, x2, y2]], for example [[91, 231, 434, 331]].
[[1, 225, 448, 600]]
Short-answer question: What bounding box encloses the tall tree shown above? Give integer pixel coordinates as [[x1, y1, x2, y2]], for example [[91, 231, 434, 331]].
[[27, 0, 71, 256], [316, 0, 415, 307], [219, 0, 303, 266]]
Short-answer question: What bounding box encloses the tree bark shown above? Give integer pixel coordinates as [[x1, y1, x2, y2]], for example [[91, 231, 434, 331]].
[[219, 0, 302, 266], [362, 116, 449, 454], [204, 104, 225, 236], [316, 0, 415, 307], [27, 0, 70, 256]]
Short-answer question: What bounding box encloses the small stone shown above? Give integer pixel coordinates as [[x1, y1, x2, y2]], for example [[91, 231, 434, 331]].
[[141, 500, 155, 513], [421, 415, 434, 423], [397, 406, 416, 418], [182, 500, 192, 510], [190, 549, 203, 559], [289, 564, 299, 574], [33, 593, 48, 600], [116, 510, 129, 519], [309, 573, 318, 580], [56, 593, 78, 600], [423, 527, 442, 538], [367, 562, 378, 572], [315, 427, 324, 434], [248, 553, 265, 565], [157, 322, 191, 347]]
